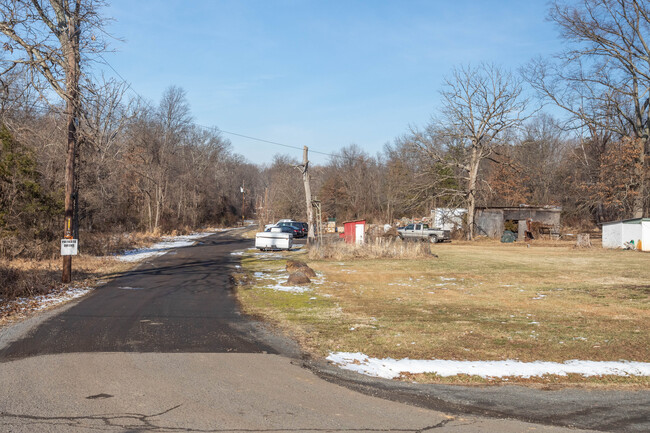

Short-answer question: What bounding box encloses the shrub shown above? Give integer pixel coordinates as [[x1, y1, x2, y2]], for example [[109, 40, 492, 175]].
[[0, 260, 54, 300]]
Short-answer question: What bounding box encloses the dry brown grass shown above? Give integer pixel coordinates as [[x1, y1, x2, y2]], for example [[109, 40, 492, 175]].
[[1, 256, 132, 299], [236, 240, 650, 386], [240, 225, 260, 239], [0, 230, 172, 323], [308, 238, 434, 260]]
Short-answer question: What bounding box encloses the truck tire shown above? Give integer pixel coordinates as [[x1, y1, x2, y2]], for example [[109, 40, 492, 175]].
[[429, 235, 438, 243]]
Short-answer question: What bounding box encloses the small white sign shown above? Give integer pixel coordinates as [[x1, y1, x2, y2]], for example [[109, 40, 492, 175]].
[[61, 239, 78, 256]]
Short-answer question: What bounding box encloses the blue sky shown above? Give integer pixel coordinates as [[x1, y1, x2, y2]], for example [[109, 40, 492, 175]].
[[100, 0, 564, 165]]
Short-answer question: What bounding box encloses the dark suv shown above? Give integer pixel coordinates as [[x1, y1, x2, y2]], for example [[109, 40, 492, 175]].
[[293, 222, 308, 237]]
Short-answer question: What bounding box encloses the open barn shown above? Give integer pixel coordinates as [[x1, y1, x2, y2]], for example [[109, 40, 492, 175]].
[[475, 206, 562, 240]]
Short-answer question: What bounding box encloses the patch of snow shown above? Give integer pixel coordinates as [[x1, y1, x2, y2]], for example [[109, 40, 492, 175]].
[[1, 286, 92, 317], [254, 272, 313, 293], [265, 282, 312, 293], [118, 286, 144, 290], [254, 252, 283, 259], [326, 352, 650, 379], [440, 277, 456, 281], [117, 232, 215, 262]]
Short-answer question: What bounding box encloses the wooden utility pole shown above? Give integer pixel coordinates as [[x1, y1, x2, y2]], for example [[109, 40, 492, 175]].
[[0, 1, 106, 283], [62, 3, 81, 283], [301, 146, 315, 243], [241, 180, 245, 224]]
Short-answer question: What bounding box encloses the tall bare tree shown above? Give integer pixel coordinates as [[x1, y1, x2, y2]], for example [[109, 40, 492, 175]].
[[0, 0, 108, 282], [409, 64, 529, 239], [525, 0, 650, 218]]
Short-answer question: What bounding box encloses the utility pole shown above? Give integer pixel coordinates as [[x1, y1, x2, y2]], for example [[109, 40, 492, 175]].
[[241, 180, 245, 225], [300, 146, 316, 244], [312, 199, 323, 244], [62, 6, 81, 284]]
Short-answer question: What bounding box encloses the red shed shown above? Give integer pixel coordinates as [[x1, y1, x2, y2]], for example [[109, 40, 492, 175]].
[[340, 220, 366, 244]]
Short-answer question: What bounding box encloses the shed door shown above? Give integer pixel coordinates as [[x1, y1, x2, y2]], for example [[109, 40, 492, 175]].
[[355, 224, 365, 244]]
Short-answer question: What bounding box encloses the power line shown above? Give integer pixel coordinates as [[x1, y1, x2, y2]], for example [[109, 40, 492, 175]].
[[193, 124, 338, 158], [96, 54, 345, 160]]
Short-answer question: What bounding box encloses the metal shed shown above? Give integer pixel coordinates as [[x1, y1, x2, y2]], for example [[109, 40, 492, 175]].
[[475, 206, 562, 239], [602, 218, 650, 251], [341, 220, 366, 244]]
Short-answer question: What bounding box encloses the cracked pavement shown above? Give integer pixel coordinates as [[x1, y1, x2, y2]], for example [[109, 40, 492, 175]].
[[0, 353, 590, 432]]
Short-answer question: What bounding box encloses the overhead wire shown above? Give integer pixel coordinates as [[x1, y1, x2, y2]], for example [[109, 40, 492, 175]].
[[5, 54, 373, 163], [96, 54, 344, 160]]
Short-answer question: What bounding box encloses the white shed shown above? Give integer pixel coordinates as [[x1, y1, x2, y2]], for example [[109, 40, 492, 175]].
[[602, 218, 650, 251], [431, 208, 467, 231]]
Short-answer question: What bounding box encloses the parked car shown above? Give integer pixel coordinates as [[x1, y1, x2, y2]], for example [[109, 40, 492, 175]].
[[277, 222, 304, 238], [264, 219, 298, 231], [397, 223, 451, 243]]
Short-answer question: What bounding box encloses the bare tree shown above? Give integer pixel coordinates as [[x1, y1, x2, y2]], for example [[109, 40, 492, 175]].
[[525, 0, 650, 218], [0, 0, 108, 282], [385, 137, 464, 221], [409, 64, 529, 239], [78, 77, 132, 231]]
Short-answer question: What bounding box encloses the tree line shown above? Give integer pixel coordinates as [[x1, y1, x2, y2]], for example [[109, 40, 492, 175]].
[[1, 0, 649, 260]]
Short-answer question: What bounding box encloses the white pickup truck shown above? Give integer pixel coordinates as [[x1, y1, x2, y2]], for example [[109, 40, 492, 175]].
[[397, 223, 451, 243]]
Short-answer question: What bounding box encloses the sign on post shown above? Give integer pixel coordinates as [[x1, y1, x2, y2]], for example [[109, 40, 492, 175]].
[[61, 239, 78, 256]]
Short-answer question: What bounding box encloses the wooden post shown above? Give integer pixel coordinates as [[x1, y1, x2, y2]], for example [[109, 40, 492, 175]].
[[241, 180, 245, 225], [302, 146, 315, 244]]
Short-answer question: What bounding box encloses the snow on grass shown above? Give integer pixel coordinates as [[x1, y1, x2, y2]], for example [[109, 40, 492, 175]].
[[0, 285, 92, 318], [265, 281, 312, 293], [117, 232, 218, 262], [253, 271, 318, 294], [326, 352, 650, 379]]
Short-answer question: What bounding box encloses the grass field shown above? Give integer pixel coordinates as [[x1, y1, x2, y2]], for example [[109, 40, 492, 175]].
[[235, 240, 650, 387]]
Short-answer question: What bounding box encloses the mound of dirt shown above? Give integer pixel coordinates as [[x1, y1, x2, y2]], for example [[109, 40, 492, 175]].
[[287, 271, 311, 285], [286, 260, 316, 278]]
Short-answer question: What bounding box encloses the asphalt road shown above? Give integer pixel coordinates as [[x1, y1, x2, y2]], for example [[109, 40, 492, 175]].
[[0, 233, 274, 358], [0, 230, 644, 432]]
